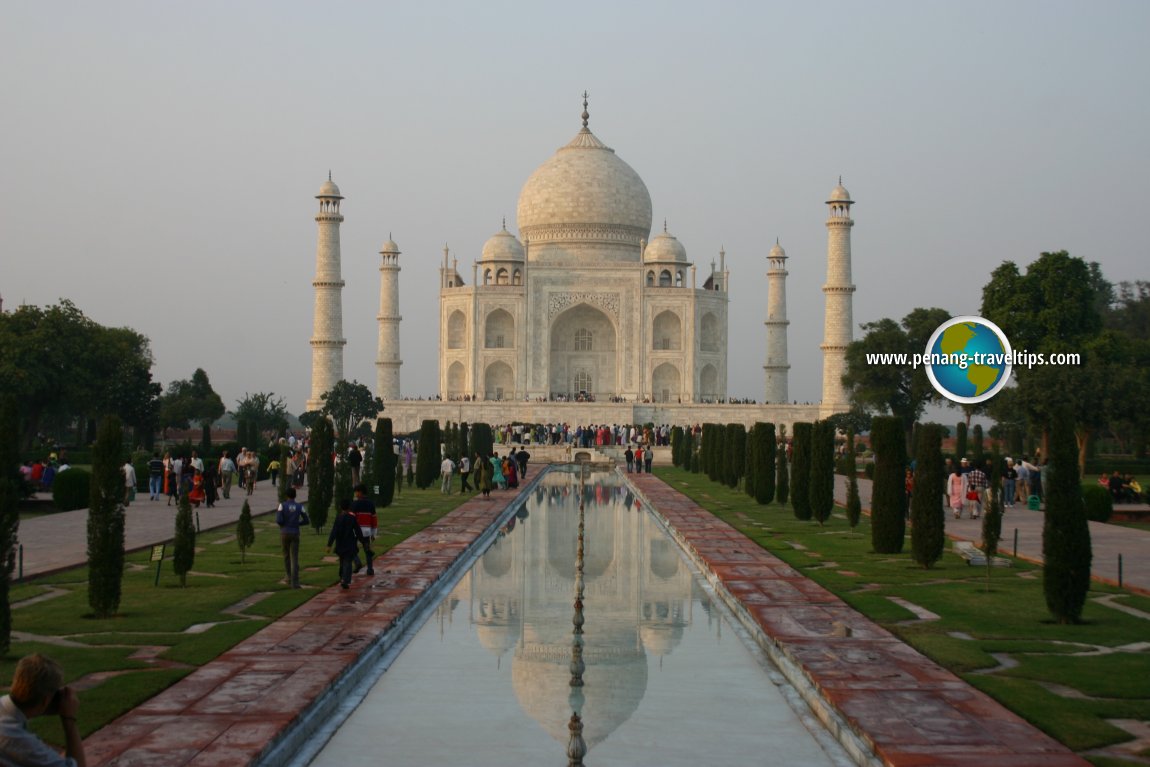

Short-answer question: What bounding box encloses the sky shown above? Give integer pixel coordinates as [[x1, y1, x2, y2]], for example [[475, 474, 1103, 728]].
[[2, 1, 1147, 416]]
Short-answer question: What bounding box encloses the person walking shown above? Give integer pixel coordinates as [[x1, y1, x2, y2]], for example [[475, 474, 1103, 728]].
[[347, 443, 363, 487], [440, 455, 456, 494], [624, 446, 634, 473], [218, 451, 236, 500], [516, 448, 530, 480], [121, 460, 136, 507], [327, 499, 366, 589], [459, 454, 472, 492], [350, 484, 377, 576], [275, 487, 308, 589], [147, 452, 164, 501]]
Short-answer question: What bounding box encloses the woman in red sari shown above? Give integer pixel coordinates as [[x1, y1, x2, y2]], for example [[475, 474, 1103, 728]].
[[188, 470, 206, 507]]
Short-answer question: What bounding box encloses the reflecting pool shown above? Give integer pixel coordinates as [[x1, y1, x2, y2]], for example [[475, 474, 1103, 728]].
[[308, 468, 850, 766]]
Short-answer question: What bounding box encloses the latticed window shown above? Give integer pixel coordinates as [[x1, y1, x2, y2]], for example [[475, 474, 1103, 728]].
[[493, 334, 505, 349], [574, 371, 592, 393], [574, 328, 592, 351]]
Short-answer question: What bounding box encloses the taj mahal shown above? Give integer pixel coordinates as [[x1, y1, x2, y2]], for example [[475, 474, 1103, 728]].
[[305, 97, 856, 434]]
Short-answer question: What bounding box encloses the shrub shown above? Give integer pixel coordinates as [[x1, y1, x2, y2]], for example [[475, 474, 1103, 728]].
[[52, 468, 92, 512], [725, 423, 746, 489], [791, 422, 812, 521], [1082, 484, 1113, 523], [236, 500, 255, 564], [0, 400, 19, 654], [955, 422, 968, 462], [470, 423, 494, 464], [844, 428, 862, 532], [870, 416, 907, 554], [910, 424, 944, 568], [375, 418, 396, 508], [172, 491, 196, 587], [744, 430, 756, 499], [776, 425, 789, 505], [1043, 408, 1092, 624]]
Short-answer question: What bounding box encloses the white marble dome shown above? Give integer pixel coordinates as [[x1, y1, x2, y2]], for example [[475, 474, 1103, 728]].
[[380, 238, 400, 254], [643, 230, 687, 262], [317, 178, 343, 198], [828, 182, 852, 203], [481, 225, 525, 262], [769, 241, 786, 258], [516, 126, 652, 249]]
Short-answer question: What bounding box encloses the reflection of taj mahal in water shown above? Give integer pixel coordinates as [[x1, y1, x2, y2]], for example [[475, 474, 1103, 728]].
[[305, 96, 857, 428], [458, 470, 697, 747]]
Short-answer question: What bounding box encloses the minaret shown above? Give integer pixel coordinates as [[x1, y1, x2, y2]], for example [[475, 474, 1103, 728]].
[[820, 179, 856, 414], [376, 236, 402, 401], [306, 174, 346, 413], [764, 239, 790, 404]]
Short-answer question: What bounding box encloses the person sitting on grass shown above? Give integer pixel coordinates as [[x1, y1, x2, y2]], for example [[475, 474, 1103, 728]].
[[0, 653, 87, 767]]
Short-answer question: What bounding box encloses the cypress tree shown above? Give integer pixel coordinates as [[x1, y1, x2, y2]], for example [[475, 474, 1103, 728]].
[[776, 425, 789, 505], [744, 430, 757, 498], [306, 417, 334, 532], [809, 420, 835, 526], [982, 451, 1004, 590], [471, 422, 494, 463], [670, 426, 683, 468], [459, 422, 470, 466], [0, 401, 21, 653], [88, 416, 126, 617], [791, 422, 813, 520], [753, 422, 776, 505], [971, 424, 985, 467], [334, 434, 353, 509], [708, 424, 725, 483], [726, 423, 745, 489], [416, 419, 442, 489], [236, 499, 255, 564], [955, 421, 968, 462], [172, 490, 196, 587], [376, 418, 396, 508], [870, 416, 907, 554], [910, 423, 945, 568], [844, 428, 862, 533], [1043, 409, 1091, 624]]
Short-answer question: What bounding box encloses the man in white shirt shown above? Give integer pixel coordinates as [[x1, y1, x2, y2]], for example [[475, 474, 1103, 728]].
[[440, 456, 455, 494], [121, 461, 136, 507]]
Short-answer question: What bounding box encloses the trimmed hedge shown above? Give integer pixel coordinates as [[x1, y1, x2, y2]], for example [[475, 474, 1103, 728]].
[[52, 468, 92, 511], [1082, 485, 1113, 523]]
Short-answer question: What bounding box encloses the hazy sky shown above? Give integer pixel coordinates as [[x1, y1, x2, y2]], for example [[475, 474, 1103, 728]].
[[2, 1, 1147, 415]]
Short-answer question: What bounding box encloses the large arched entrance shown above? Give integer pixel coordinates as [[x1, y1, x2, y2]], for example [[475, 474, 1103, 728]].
[[651, 363, 681, 403], [699, 364, 718, 402], [549, 304, 617, 400], [484, 361, 514, 400], [447, 361, 466, 399]]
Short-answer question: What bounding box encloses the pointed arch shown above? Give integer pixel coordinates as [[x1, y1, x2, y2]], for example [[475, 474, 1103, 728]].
[[447, 310, 467, 350], [485, 308, 515, 349]]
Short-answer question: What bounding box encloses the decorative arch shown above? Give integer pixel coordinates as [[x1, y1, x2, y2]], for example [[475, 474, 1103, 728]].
[[700, 312, 719, 352], [699, 364, 718, 401], [485, 308, 515, 349], [652, 310, 681, 351], [549, 303, 617, 399], [651, 362, 681, 403], [513, 269, 522, 286], [496, 268, 509, 285], [483, 268, 492, 286], [646, 270, 655, 287], [447, 310, 467, 350], [659, 269, 672, 287], [675, 270, 684, 287], [447, 361, 466, 397], [484, 361, 514, 401]]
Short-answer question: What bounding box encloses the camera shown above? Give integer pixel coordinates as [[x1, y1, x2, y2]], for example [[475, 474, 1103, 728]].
[[45, 687, 64, 715]]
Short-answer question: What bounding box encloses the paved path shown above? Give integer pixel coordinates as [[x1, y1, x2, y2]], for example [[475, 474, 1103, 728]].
[[18, 482, 290, 579], [834, 475, 1150, 594]]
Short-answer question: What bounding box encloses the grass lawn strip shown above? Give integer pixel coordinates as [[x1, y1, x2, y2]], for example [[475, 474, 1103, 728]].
[[1, 484, 469, 747], [657, 466, 1150, 765]]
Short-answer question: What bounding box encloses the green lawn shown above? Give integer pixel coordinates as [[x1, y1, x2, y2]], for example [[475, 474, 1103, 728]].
[[656, 466, 1150, 766], [2, 483, 469, 747]]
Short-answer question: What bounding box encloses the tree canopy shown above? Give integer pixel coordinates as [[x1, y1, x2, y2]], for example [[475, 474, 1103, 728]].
[[160, 368, 226, 433], [231, 392, 289, 442], [319, 380, 383, 443]]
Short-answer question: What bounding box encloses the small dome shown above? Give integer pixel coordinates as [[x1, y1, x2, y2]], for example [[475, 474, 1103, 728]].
[[380, 238, 400, 254], [643, 230, 687, 262], [827, 182, 851, 203], [317, 178, 343, 199], [768, 241, 786, 259], [481, 226, 525, 262]]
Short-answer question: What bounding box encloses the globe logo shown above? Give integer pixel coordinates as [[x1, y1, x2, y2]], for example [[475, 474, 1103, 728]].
[[924, 316, 1013, 404]]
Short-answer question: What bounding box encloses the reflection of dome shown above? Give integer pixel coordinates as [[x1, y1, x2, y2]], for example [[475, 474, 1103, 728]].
[[547, 507, 615, 579], [482, 537, 514, 578], [513, 642, 647, 748], [827, 182, 851, 203], [481, 225, 525, 262], [476, 622, 519, 656], [516, 117, 652, 252], [317, 179, 343, 198], [640, 623, 684, 657], [643, 230, 687, 262]]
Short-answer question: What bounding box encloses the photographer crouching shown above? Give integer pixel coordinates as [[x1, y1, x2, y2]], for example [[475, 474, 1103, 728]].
[[0, 653, 86, 766]]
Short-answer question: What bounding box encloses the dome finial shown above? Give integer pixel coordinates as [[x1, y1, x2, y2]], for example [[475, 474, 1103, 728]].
[[328, 170, 332, 182], [581, 90, 589, 129], [663, 218, 667, 233], [502, 216, 507, 231], [839, 174, 842, 185]]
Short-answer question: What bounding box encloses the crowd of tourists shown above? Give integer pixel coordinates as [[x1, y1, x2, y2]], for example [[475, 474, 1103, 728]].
[[941, 455, 1046, 520], [1100, 471, 1143, 503]]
